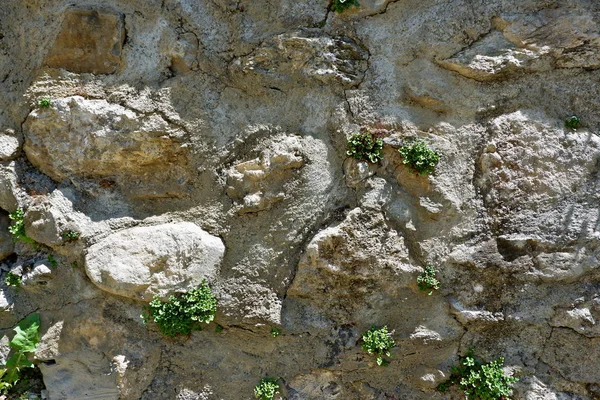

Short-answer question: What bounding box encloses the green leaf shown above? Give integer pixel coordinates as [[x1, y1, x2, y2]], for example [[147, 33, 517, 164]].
[[10, 314, 41, 352]]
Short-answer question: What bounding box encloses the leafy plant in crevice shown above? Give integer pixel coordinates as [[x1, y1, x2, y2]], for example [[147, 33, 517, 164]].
[[47, 255, 57, 269], [331, 0, 360, 13], [38, 98, 52, 108], [270, 327, 280, 338], [61, 230, 80, 243], [142, 280, 217, 337], [417, 265, 440, 295], [0, 314, 41, 394], [254, 377, 280, 400], [5, 272, 22, 288], [437, 348, 519, 400], [8, 209, 35, 245], [361, 325, 395, 366], [347, 131, 384, 163], [398, 139, 440, 175], [565, 115, 581, 129]]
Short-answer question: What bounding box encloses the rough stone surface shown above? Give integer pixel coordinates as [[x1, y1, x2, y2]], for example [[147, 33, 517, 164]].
[[0, 0, 599, 399], [85, 222, 225, 300]]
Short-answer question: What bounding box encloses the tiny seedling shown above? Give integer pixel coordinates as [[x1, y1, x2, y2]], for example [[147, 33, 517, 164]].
[[254, 377, 280, 400], [398, 139, 440, 175], [47, 255, 57, 269], [8, 209, 35, 245], [38, 98, 52, 108], [0, 314, 41, 394], [347, 132, 384, 163], [331, 0, 360, 13], [5, 273, 22, 288], [437, 348, 518, 399], [417, 265, 440, 295], [565, 115, 581, 129], [61, 230, 80, 243], [142, 280, 217, 337], [215, 324, 224, 333], [270, 328, 280, 338], [361, 325, 395, 366]]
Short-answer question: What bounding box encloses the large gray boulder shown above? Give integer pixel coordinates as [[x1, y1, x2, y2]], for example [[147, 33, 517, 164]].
[[85, 222, 225, 300]]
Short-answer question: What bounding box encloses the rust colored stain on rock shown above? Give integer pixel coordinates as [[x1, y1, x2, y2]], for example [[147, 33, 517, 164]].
[[45, 9, 125, 74]]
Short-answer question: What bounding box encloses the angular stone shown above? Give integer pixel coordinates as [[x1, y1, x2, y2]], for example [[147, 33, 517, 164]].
[[45, 9, 125, 74], [85, 222, 225, 300]]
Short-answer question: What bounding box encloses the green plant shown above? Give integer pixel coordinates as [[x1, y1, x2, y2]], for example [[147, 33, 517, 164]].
[[437, 348, 518, 399], [254, 377, 280, 400], [270, 327, 280, 338], [331, 0, 360, 13], [61, 230, 80, 242], [565, 115, 581, 129], [417, 265, 440, 295], [398, 139, 440, 175], [71, 262, 79, 269], [5, 272, 22, 288], [47, 255, 57, 269], [38, 98, 51, 108], [142, 280, 217, 337], [361, 325, 395, 366], [215, 324, 224, 333], [347, 132, 384, 163], [8, 209, 35, 245], [0, 314, 41, 394]]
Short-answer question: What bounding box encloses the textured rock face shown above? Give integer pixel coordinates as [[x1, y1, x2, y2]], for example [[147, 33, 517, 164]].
[[0, 0, 599, 399], [85, 222, 225, 300]]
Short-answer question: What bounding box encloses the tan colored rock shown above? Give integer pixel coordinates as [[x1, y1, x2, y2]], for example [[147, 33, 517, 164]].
[[45, 9, 125, 74]]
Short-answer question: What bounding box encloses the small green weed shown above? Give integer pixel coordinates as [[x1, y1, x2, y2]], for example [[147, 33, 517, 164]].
[[361, 325, 395, 366], [47, 255, 57, 269], [437, 348, 518, 400], [61, 230, 80, 243], [417, 265, 440, 295], [38, 98, 52, 108], [215, 324, 224, 333], [270, 328, 280, 338], [565, 115, 581, 129], [71, 261, 79, 269], [142, 280, 217, 337], [347, 132, 384, 163], [254, 377, 280, 400], [398, 139, 440, 175], [5, 272, 22, 288], [8, 209, 35, 245], [0, 314, 41, 394], [331, 0, 360, 13]]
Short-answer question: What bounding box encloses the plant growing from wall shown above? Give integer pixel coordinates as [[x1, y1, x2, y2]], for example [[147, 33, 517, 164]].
[[61, 230, 80, 243], [437, 348, 518, 399], [8, 209, 35, 245], [565, 115, 581, 129], [254, 377, 280, 400], [270, 328, 280, 338], [142, 280, 217, 337], [0, 314, 41, 394], [331, 0, 360, 13], [38, 98, 52, 108], [5, 272, 22, 288], [361, 325, 395, 366], [417, 265, 440, 295], [398, 139, 440, 175], [347, 132, 384, 163]]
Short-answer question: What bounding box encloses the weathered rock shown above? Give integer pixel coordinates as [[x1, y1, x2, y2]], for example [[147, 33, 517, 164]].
[[542, 328, 600, 384], [44, 9, 125, 74], [23, 96, 192, 199], [0, 213, 14, 261], [85, 222, 225, 300], [0, 130, 20, 161]]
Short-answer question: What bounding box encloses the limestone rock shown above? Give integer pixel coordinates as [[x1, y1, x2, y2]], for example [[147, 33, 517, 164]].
[[542, 328, 600, 383], [44, 9, 125, 74], [85, 222, 225, 300], [23, 96, 192, 199], [0, 130, 20, 161], [0, 213, 14, 261]]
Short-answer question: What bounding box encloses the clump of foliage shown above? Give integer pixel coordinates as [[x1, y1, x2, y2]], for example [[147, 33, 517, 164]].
[[38, 98, 52, 108], [417, 265, 440, 295], [331, 0, 360, 13], [270, 328, 280, 338], [5, 272, 22, 288], [398, 139, 440, 175], [8, 209, 35, 245], [142, 280, 217, 337], [215, 324, 224, 333], [47, 255, 57, 269], [437, 348, 519, 400], [254, 377, 280, 400], [61, 230, 80, 243], [0, 314, 41, 394], [565, 115, 581, 129], [347, 132, 384, 163], [361, 325, 395, 366]]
